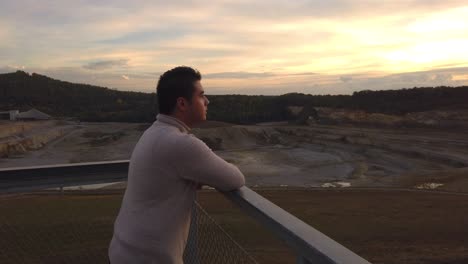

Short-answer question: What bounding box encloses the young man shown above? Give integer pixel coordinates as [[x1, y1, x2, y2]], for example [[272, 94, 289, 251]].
[[108, 66, 245, 264]]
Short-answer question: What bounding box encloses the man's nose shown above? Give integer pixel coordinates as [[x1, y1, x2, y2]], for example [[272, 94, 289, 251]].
[[205, 97, 210, 105]]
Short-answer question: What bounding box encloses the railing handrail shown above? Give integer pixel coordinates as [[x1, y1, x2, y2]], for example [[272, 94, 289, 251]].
[[223, 187, 371, 264], [0, 161, 371, 264], [0, 160, 130, 193]]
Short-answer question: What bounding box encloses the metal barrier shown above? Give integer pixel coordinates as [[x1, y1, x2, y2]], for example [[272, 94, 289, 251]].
[[0, 160, 129, 193], [0, 161, 371, 264], [224, 188, 371, 264]]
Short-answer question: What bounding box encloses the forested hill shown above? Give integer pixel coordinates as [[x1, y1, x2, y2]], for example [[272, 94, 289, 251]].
[[1, 70, 467, 123], [0, 71, 156, 122]]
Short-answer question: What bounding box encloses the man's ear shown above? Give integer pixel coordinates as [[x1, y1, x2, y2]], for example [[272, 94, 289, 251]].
[[176, 97, 188, 112]]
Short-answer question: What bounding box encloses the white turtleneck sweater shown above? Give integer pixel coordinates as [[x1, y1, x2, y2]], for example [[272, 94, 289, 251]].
[[109, 114, 245, 264]]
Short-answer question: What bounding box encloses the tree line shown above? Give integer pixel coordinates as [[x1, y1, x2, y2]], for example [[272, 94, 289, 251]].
[[1, 71, 467, 124]]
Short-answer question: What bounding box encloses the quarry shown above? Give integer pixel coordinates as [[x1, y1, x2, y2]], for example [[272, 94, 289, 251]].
[[1, 109, 467, 193]]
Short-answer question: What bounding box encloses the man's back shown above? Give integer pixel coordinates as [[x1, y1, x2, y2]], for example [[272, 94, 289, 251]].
[[109, 114, 245, 264]]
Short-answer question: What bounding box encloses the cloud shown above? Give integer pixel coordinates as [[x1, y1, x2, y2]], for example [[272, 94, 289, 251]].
[[1, 1, 468, 95], [433, 73, 452, 83], [218, 0, 468, 22], [97, 29, 187, 45], [0, 65, 26, 73], [288, 72, 317, 76], [206, 67, 468, 95], [204, 71, 317, 79], [204, 71, 276, 79], [330, 68, 466, 94], [0, 66, 15, 73], [340, 76, 353, 82], [83, 59, 129, 70]]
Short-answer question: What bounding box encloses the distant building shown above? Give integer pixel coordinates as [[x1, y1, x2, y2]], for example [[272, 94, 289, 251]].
[[0, 110, 20, 121], [16, 109, 51, 120]]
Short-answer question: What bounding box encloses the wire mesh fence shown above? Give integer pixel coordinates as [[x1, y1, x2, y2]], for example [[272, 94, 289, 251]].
[[184, 202, 257, 264], [0, 190, 257, 264]]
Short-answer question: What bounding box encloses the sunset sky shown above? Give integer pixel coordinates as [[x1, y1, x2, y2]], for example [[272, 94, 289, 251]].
[[1, 0, 467, 95]]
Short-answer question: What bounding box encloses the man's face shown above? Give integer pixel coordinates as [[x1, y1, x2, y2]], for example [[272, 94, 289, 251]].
[[187, 80, 209, 125]]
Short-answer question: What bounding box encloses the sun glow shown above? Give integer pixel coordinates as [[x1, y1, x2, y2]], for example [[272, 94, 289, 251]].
[[384, 39, 468, 67], [407, 6, 468, 34]]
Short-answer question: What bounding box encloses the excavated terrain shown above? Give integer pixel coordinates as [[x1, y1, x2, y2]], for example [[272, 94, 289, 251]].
[[1, 120, 467, 192], [194, 125, 468, 191]]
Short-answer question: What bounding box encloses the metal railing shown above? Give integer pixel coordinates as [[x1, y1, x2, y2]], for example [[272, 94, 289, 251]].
[[0, 160, 129, 193], [0, 161, 371, 264]]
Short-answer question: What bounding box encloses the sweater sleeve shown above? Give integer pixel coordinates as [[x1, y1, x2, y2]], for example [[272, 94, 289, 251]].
[[174, 134, 245, 191]]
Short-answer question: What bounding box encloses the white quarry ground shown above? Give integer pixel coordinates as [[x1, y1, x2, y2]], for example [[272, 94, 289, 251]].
[[415, 183, 444, 189]]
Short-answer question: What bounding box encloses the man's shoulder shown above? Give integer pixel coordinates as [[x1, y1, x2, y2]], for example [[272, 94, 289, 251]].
[[149, 124, 205, 148], [148, 123, 183, 138], [173, 132, 205, 148]]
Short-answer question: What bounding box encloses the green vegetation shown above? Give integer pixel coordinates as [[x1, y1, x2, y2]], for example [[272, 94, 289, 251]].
[[1, 71, 468, 123]]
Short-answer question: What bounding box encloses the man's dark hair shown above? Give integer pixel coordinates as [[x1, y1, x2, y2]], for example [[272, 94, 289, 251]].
[[156, 66, 202, 114]]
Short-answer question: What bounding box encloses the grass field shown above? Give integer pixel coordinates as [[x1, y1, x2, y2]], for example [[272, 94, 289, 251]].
[[199, 189, 468, 264], [1, 189, 468, 264]]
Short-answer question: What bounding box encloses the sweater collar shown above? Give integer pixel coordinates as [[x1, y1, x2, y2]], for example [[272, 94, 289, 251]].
[[156, 114, 191, 133]]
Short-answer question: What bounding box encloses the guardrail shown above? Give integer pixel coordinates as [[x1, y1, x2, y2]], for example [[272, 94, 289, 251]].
[[0, 161, 371, 264], [0, 160, 129, 193]]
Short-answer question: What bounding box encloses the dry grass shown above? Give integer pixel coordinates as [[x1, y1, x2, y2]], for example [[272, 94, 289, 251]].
[[197, 189, 468, 264], [1, 189, 468, 264]]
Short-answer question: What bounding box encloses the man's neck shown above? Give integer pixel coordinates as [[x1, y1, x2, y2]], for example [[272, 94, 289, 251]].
[[169, 112, 193, 128]]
